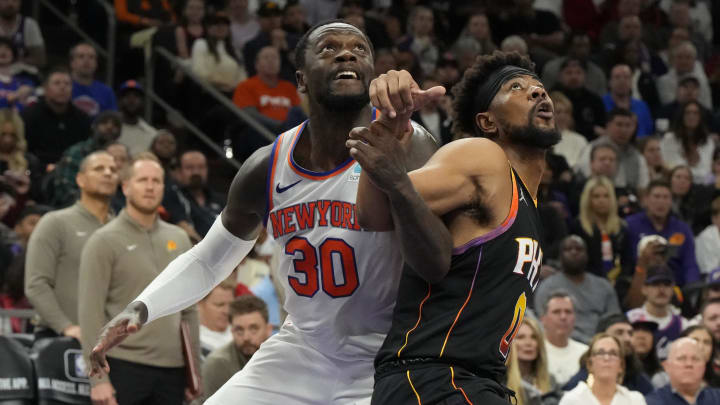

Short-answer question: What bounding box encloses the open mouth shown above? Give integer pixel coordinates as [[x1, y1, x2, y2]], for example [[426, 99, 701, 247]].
[[535, 101, 553, 119], [333, 70, 359, 80]]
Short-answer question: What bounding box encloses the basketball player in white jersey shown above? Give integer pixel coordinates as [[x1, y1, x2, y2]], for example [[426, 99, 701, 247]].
[[86, 20, 445, 404]]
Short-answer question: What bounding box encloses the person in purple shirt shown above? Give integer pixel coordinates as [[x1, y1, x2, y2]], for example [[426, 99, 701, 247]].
[[626, 180, 700, 286], [603, 64, 654, 138], [69, 43, 117, 117]]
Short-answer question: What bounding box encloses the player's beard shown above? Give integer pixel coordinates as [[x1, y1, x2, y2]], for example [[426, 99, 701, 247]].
[[502, 107, 561, 149], [315, 84, 370, 113]]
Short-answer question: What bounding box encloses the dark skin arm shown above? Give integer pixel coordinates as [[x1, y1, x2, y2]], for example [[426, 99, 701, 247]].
[[89, 145, 271, 378]]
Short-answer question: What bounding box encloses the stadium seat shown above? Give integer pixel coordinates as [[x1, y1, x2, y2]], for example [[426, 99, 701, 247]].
[[0, 335, 35, 405], [32, 338, 90, 405]]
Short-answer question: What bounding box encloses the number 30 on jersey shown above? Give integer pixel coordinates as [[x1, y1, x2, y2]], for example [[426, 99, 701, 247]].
[[285, 236, 359, 298]]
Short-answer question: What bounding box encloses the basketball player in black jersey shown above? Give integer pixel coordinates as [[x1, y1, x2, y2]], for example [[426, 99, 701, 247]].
[[346, 51, 560, 404]]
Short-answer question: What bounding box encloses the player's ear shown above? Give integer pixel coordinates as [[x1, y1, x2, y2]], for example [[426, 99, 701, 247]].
[[475, 112, 497, 137], [296, 71, 307, 94]]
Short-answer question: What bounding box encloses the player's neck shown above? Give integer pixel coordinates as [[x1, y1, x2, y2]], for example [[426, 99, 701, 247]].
[[300, 105, 372, 172], [79, 193, 112, 224], [501, 143, 545, 200]]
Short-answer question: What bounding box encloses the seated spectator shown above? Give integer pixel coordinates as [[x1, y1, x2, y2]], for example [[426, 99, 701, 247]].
[[696, 198, 720, 274], [451, 12, 497, 59], [549, 91, 588, 168], [680, 325, 720, 387], [243, 2, 299, 83], [564, 313, 654, 395], [434, 54, 461, 90], [0, 0, 45, 68], [227, 0, 259, 62], [0, 108, 41, 200], [373, 48, 397, 78], [176, 150, 224, 237], [657, 42, 712, 109], [540, 291, 589, 386], [410, 76, 452, 145], [542, 32, 606, 97], [282, 0, 309, 36], [49, 111, 122, 207], [640, 137, 669, 181], [705, 148, 720, 187], [397, 6, 439, 77], [626, 180, 701, 287], [626, 264, 688, 359], [22, 67, 91, 168], [668, 165, 717, 235], [488, 0, 564, 58], [659, 1, 710, 63], [552, 58, 606, 141], [191, 12, 245, 94], [571, 176, 633, 283], [175, 0, 205, 60], [577, 108, 650, 192], [657, 76, 718, 132], [339, 0, 392, 51], [198, 279, 235, 355], [500, 35, 529, 57], [702, 299, 720, 360], [149, 129, 178, 178], [534, 235, 622, 343], [106, 142, 131, 212], [612, 39, 662, 115], [631, 320, 663, 384], [232, 45, 302, 134], [0, 37, 32, 110], [662, 101, 717, 181], [603, 64, 653, 138], [116, 80, 156, 156], [646, 337, 720, 405], [70, 43, 117, 117], [114, 0, 175, 28], [506, 317, 562, 405], [560, 333, 647, 405], [201, 295, 272, 398]]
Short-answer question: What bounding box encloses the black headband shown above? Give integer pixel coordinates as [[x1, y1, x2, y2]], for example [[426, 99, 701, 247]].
[[473, 66, 539, 113]]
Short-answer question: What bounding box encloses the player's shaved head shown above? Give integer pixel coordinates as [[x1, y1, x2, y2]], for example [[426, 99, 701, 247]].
[[294, 19, 374, 70]]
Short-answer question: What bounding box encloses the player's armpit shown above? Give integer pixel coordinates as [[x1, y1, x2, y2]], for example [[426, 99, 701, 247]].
[[409, 138, 508, 216]]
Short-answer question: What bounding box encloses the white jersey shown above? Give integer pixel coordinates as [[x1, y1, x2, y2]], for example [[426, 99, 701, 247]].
[[264, 119, 403, 362]]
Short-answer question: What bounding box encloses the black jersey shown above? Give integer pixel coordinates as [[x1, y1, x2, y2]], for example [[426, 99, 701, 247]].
[[375, 168, 544, 382]]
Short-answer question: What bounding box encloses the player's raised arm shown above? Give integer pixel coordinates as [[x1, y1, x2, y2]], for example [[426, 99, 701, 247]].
[[88, 144, 271, 378]]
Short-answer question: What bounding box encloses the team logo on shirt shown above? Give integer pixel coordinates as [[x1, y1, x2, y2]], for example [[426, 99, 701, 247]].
[[167, 240, 177, 251], [512, 237, 543, 291]]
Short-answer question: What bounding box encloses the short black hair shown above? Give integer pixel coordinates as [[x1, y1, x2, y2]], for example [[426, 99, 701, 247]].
[[294, 19, 374, 70], [606, 107, 633, 124], [229, 295, 269, 323], [451, 51, 535, 137], [646, 179, 671, 194], [559, 57, 587, 72], [595, 313, 629, 334], [44, 66, 71, 85]]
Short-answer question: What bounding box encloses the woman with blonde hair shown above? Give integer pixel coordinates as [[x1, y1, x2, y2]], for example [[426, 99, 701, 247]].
[[560, 333, 646, 404], [0, 108, 27, 172], [571, 176, 633, 283], [506, 318, 561, 405]]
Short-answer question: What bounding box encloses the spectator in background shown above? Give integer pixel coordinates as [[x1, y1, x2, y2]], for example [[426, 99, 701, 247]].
[[626, 264, 688, 359], [0, 37, 32, 110], [505, 317, 561, 405], [604, 64, 654, 138], [658, 76, 719, 133], [191, 12, 246, 95], [540, 291, 589, 386], [373, 48, 397, 78], [149, 129, 178, 178], [657, 42, 712, 109], [552, 58, 606, 141], [176, 150, 224, 237], [116, 80, 156, 156], [202, 295, 272, 398], [243, 1, 299, 83], [452, 13, 496, 60], [660, 0, 710, 62], [534, 235, 622, 343], [680, 325, 720, 387], [198, 279, 235, 355], [662, 101, 717, 181], [577, 108, 649, 192], [434, 54, 461, 90], [50, 111, 122, 207], [613, 39, 662, 115], [232, 45, 302, 134], [227, 0, 259, 62], [560, 333, 647, 405], [25, 151, 117, 340], [696, 198, 720, 275], [550, 92, 587, 171], [499, 35, 529, 56], [631, 321, 662, 383], [106, 141, 130, 212], [410, 76, 452, 145], [668, 165, 717, 235], [0, 109, 41, 199], [626, 180, 701, 287], [114, 0, 175, 28], [542, 32, 606, 97], [70, 43, 117, 117], [489, 0, 564, 59], [174, 0, 205, 60], [79, 154, 200, 405], [340, 0, 392, 51], [702, 299, 720, 356], [282, 0, 309, 36], [640, 137, 669, 181], [646, 337, 720, 405], [0, 0, 45, 68], [22, 67, 91, 169], [572, 176, 633, 283], [398, 6, 440, 77]]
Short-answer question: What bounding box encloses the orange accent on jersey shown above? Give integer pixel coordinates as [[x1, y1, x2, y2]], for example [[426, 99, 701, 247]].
[[450, 367, 474, 405], [286, 122, 356, 180], [406, 370, 422, 405], [500, 169, 519, 228], [397, 284, 432, 357]]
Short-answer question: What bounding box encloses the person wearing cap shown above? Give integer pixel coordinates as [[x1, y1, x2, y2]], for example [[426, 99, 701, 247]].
[[49, 111, 123, 208], [696, 197, 720, 275], [25, 151, 118, 341], [551, 57, 606, 141], [627, 264, 689, 359], [116, 79, 157, 157], [631, 320, 663, 382], [21, 67, 92, 168], [657, 41, 713, 109], [242, 1, 299, 83], [603, 64, 654, 138], [563, 313, 654, 395], [657, 75, 720, 132], [70, 42, 118, 118], [191, 12, 246, 94]]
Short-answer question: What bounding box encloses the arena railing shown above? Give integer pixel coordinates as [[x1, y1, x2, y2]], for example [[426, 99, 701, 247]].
[[0, 308, 36, 336], [32, 0, 116, 85]]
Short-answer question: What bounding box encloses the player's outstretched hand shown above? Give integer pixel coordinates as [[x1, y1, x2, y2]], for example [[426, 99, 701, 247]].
[[89, 301, 147, 377], [370, 70, 445, 119], [347, 120, 411, 193]]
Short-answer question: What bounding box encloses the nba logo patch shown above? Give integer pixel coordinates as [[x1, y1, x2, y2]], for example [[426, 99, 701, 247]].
[[348, 164, 361, 182]]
